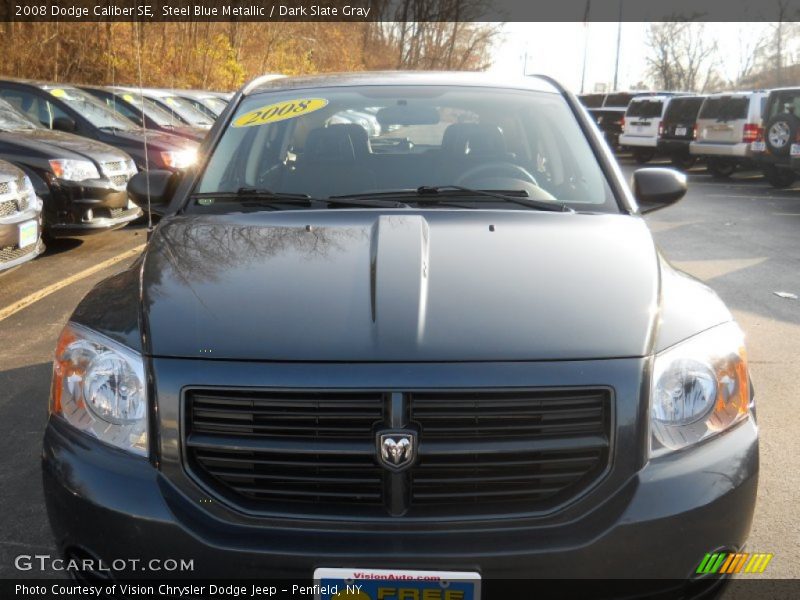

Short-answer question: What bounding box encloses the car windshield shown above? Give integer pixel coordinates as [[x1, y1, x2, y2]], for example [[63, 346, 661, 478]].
[[113, 92, 175, 127], [44, 87, 137, 130], [626, 99, 663, 119], [154, 95, 214, 127], [201, 96, 228, 115], [196, 85, 615, 210], [0, 99, 39, 130], [604, 93, 635, 107]]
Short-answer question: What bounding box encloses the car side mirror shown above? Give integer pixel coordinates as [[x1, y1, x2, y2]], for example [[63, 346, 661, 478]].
[[52, 116, 76, 133], [127, 170, 178, 216], [632, 168, 687, 214]]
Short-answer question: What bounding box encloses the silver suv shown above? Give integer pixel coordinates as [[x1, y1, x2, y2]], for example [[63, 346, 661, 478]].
[[689, 91, 767, 178]]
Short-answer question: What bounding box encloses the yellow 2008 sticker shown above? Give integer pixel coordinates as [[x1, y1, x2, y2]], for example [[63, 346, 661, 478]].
[[233, 98, 328, 128], [50, 89, 66, 98]]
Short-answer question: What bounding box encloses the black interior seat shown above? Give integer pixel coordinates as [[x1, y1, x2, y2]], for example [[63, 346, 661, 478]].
[[283, 124, 376, 198], [437, 123, 516, 183]]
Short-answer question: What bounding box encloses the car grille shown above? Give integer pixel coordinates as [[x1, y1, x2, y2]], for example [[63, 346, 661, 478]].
[[185, 390, 386, 511], [409, 390, 610, 509], [184, 388, 611, 518], [109, 207, 138, 219], [0, 243, 37, 263], [109, 174, 129, 187], [0, 199, 18, 217]]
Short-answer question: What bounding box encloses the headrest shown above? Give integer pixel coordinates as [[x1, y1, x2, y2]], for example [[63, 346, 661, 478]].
[[304, 124, 371, 164], [441, 123, 507, 157]]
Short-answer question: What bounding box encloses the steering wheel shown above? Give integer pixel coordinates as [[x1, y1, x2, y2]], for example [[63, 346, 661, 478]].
[[456, 162, 538, 187]]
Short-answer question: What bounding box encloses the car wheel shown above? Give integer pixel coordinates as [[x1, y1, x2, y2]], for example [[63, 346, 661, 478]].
[[707, 158, 736, 179], [763, 164, 797, 188], [764, 113, 800, 156], [671, 153, 697, 170], [633, 148, 655, 164]]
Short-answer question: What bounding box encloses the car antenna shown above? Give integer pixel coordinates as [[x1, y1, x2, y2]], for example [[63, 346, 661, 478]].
[[134, 17, 153, 234]]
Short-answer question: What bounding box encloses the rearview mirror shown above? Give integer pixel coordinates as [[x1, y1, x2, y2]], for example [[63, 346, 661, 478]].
[[127, 170, 178, 217], [377, 105, 440, 127], [52, 116, 76, 133], [631, 168, 687, 214]]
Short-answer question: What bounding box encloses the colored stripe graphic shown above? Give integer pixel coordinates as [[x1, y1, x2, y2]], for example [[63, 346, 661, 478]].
[[697, 552, 773, 575]]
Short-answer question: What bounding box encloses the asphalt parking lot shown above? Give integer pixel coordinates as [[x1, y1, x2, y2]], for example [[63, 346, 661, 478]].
[[0, 158, 798, 579]]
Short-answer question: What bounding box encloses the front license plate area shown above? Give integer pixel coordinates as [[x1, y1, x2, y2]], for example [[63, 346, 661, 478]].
[[18, 220, 37, 249], [314, 568, 481, 600]]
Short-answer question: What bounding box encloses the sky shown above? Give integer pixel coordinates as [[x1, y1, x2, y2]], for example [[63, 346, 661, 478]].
[[489, 22, 777, 93]]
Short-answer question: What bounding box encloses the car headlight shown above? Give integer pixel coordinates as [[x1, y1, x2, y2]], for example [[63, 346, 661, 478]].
[[160, 149, 197, 169], [50, 323, 148, 457], [48, 159, 100, 182], [650, 321, 751, 457]]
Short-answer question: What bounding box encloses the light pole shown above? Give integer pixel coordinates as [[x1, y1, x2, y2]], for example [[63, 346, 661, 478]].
[[612, 0, 623, 91], [580, 0, 591, 94]]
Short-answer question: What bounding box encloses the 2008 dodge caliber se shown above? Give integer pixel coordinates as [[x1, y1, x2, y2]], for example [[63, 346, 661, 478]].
[[42, 73, 758, 595]]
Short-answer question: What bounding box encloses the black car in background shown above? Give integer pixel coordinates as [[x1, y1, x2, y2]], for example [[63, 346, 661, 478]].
[[0, 158, 43, 273], [0, 98, 140, 237], [580, 92, 650, 150], [0, 79, 199, 172], [657, 95, 706, 169], [80, 86, 207, 143]]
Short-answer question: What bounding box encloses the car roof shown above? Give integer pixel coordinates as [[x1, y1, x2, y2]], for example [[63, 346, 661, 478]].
[[0, 77, 79, 91], [242, 71, 563, 96]]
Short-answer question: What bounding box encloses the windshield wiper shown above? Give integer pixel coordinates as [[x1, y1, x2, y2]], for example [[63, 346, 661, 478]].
[[331, 186, 574, 213], [190, 188, 412, 209]]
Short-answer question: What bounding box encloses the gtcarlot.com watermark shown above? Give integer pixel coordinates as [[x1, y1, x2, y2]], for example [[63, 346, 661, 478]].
[[14, 554, 194, 573]]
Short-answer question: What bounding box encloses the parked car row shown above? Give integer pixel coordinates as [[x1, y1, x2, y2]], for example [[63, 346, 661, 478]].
[[0, 77, 230, 275], [580, 87, 800, 188]]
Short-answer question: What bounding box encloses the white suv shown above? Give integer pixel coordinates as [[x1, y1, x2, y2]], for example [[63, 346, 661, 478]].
[[689, 91, 767, 178], [618, 95, 675, 163]]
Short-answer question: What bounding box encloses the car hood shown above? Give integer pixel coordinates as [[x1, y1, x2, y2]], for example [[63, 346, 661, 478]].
[[106, 127, 196, 151], [0, 128, 131, 162], [142, 211, 660, 361]]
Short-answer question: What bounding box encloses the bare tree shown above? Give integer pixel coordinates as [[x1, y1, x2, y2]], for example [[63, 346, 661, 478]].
[[645, 22, 721, 92]]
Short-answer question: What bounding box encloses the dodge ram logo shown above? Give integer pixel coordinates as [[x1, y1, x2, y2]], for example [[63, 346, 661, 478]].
[[377, 432, 416, 471]]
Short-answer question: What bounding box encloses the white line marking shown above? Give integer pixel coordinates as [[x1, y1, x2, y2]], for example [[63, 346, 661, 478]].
[[0, 244, 146, 323]]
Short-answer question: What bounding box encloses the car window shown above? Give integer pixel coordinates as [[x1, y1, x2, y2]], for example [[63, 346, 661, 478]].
[[699, 97, 749, 121], [579, 94, 605, 108], [0, 89, 46, 126], [42, 87, 138, 130], [154, 95, 214, 127], [0, 97, 40, 130], [97, 94, 143, 125], [768, 91, 800, 119], [626, 99, 663, 119], [112, 92, 174, 127], [203, 96, 228, 114], [604, 93, 634, 107], [663, 98, 703, 122], [196, 86, 616, 210]]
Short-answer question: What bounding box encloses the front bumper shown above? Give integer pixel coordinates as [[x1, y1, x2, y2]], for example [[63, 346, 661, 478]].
[[42, 411, 758, 582], [689, 141, 752, 158], [0, 207, 44, 272], [44, 178, 141, 238]]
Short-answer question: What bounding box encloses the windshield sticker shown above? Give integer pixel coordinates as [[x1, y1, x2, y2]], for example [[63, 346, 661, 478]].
[[122, 94, 135, 103], [233, 98, 329, 128], [166, 97, 179, 106], [50, 89, 66, 98]]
